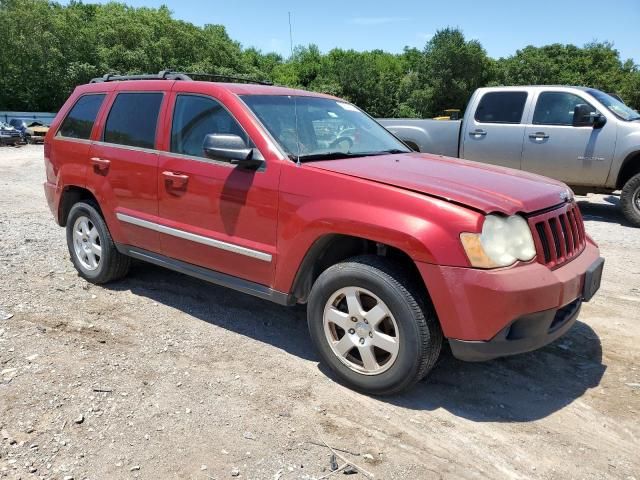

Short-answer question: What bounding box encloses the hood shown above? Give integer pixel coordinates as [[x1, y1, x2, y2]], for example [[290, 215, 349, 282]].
[[307, 152, 570, 215]]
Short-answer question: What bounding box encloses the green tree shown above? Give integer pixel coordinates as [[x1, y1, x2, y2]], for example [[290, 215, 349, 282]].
[[406, 28, 491, 117]]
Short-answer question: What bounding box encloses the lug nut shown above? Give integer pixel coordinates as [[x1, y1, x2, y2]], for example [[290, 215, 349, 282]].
[[369, 332, 373, 338], [348, 328, 355, 334], [364, 319, 368, 324], [351, 317, 357, 322], [359, 338, 365, 345]]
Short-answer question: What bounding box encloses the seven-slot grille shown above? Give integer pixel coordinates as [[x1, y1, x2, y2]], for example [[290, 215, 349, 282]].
[[527, 202, 586, 269]]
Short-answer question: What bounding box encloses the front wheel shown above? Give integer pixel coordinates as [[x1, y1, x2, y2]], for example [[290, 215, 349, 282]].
[[621, 173, 640, 227], [307, 255, 442, 395]]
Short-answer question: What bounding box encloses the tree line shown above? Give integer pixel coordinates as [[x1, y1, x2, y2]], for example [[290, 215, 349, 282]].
[[1, 0, 639, 117]]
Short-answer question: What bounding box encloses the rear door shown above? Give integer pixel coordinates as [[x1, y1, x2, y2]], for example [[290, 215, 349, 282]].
[[88, 86, 167, 252], [461, 90, 530, 169], [155, 90, 280, 286], [521, 91, 616, 185]]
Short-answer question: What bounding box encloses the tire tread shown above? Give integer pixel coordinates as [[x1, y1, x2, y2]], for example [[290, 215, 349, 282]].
[[621, 173, 640, 227]]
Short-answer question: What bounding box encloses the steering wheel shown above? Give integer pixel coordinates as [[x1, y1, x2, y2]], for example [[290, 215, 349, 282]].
[[329, 136, 353, 152]]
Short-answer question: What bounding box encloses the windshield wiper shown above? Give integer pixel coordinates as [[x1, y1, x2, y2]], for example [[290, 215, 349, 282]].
[[298, 149, 409, 162], [297, 152, 369, 162], [376, 149, 410, 154]]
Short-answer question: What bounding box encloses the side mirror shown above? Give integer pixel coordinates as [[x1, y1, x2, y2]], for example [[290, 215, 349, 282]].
[[593, 112, 607, 129], [573, 104, 606, 128], [202, 134, 264, 170]]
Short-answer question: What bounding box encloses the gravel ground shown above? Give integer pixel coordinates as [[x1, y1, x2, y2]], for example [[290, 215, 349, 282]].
[[0, 145, 639, 480]]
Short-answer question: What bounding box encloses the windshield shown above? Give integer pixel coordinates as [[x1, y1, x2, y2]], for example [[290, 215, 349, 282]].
[[240, 95, 410, 161], [587, 89, 640, 121]]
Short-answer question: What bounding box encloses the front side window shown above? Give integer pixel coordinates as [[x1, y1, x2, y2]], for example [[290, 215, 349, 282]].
[[475, 92, 528, 124], [58, 94, 106, 140], [533, 92, 596, 126], [240, 95, 410, 161], [103, 93, 163, 149], [171, 94, 248, 158]]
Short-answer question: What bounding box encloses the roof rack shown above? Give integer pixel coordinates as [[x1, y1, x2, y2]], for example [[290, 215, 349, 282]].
[[89, 70, 272, 86]]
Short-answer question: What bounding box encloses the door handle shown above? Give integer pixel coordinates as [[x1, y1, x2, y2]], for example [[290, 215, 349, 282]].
[[162, 171, 189, 189], [469, 129, 487, 138], [529, 132, 550, 141], [90, 157, 110, 174]]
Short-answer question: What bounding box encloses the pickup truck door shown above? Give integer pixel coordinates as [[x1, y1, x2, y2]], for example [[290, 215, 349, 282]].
[[521, 91, 615, 186], [155, 92, 279, 287], [460, 90, 529, 169]]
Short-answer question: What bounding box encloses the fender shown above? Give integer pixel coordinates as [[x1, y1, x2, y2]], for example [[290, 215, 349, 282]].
[[273, 162, 482, 293], [614, 150, 640, 189]]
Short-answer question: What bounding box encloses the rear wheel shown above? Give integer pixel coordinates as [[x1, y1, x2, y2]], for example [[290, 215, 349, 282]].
[[307, 255, 442, 395], [621, 173, 640, 227], [66, 201, 130, 284]]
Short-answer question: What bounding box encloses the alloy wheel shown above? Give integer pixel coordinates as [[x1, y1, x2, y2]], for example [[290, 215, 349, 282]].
[[323, 286, 400, 375], [72, 215, 102, 271]]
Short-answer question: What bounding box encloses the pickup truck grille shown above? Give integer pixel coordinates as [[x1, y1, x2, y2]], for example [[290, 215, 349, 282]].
[[528, 202, 586, 269]]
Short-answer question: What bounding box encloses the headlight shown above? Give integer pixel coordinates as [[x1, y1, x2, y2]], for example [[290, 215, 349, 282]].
[[460, 214, 536, 268]]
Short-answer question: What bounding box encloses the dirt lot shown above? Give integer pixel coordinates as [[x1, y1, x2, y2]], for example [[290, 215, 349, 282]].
[[0, 145, 639, 480]]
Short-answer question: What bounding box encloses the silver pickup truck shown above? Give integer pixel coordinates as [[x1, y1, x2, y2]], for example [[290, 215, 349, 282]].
[[380, 86, 640, 226]]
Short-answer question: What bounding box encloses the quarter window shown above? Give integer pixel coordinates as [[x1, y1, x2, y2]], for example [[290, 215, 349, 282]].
[[474, 92, 528, 124], [533, 92, 596, 126], [103, 93, 163, 149], [171, 94, 248, 158], [58, 94, 106, 140]]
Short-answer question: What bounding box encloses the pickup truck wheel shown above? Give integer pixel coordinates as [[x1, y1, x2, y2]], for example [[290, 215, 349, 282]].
[[66, 201, 130, 284], [621, 173, 640, 227], [307, 255, 442, 395]]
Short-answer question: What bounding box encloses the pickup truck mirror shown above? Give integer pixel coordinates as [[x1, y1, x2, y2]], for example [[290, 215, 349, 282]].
[[592, 113, 607, 129], [202, 134, 264, 170], [573, 104, 606, 129]]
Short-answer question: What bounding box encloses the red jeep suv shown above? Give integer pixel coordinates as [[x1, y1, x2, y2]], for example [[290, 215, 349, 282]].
[[44, 71, 604, 395]]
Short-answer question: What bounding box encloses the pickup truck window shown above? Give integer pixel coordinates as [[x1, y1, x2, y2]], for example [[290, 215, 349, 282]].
[[587, 89, 640, 121], [58, 94, 105, 140], [474, 92, 528, 124], [171, 94, 249, 158], [103, 92, 163, 149], [533, 92, 595, 126], [241, 95, 410, 161]]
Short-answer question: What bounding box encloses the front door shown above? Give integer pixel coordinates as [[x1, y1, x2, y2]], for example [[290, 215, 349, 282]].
[[521, 91, 616, 186], [157, 93, 280, 286]]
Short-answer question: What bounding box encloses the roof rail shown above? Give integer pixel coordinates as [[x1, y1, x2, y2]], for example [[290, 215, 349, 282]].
[[182, 72, 273, 86], [89, 70, 272, 86], [89, 70, 191, 83]]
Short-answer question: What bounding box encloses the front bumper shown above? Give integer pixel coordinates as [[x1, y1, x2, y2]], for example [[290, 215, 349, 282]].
[[418, 241, 603, 361], [448, 297, 582, 361]]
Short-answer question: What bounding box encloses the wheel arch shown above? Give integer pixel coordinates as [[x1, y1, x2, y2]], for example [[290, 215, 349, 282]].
[[616, 151, 640, 189], [58, 185, 101, 227], [290, 233, 428, 304]]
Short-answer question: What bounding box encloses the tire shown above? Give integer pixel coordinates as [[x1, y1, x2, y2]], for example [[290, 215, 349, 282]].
[[66, 201, 130, 284], [621, 173, 640, 227], [307, 255, 442, 395]]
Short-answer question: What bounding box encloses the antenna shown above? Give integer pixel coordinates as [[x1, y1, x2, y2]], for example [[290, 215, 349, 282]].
[[288, 11, 294, 59]]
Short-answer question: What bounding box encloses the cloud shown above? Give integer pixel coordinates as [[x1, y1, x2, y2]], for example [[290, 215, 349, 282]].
[[416, 32, 433, 42], [349, 16, 409, 26]]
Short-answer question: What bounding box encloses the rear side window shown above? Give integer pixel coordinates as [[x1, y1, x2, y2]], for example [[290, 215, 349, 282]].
[[103, 93, 163, 149], [58, 94, 106, 139], [170, 94, 248, 158], [533, 92, 596, 126], [474, 92, 528, 124]]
